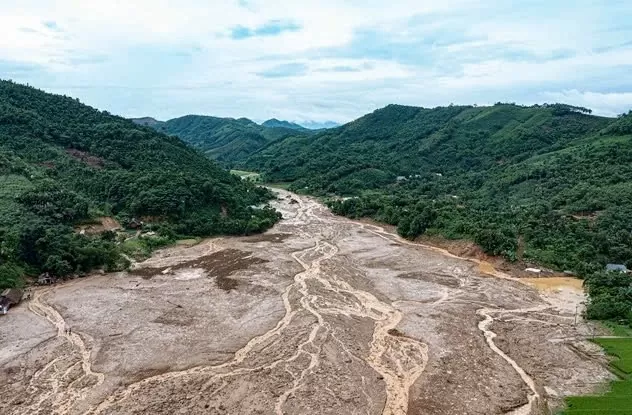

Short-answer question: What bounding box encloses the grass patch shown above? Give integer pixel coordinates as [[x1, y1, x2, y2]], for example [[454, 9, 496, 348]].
[[597, 338, 632, 374], [265, 182, 292, 190], [604, 322, 632, 338], [230, 170, 261, 182], [120, 238, 152, 260], [176, 238, 201, 246], [562, 337, 632, 414]]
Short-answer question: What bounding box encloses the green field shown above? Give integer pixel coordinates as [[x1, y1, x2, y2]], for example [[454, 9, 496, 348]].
[[603, 323, 632, 338], [230, 169, 261, 182], [563, 337, 632, 414]]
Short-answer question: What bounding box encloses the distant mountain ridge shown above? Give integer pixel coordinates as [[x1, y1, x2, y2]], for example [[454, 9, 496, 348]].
[[131, 115, 339, 164], [151, 115, 312, 164], [261, 119, 340, 130], [261, 118, 307, 131], [299, 120, 340, 130]]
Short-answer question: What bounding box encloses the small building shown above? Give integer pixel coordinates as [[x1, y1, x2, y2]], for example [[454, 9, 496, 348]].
[[606, 264, 629, 273], [1, 288, 23, 314], [396, 176, 407, 182], [525, 268, 542, 274], [38, 272, 54, 285], [128, 218, 143, 229]]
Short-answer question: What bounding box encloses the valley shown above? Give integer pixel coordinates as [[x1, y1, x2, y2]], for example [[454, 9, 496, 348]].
[[0, 191, 613, 415]]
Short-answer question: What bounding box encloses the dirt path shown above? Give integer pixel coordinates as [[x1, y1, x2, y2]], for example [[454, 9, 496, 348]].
[[24, 288, 104, 414], [477, 306, 546, 415], [2, 190, 613, 415]]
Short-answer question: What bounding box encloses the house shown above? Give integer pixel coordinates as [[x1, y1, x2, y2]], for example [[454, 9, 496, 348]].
[[0, 288, 23, 314], [128, 218, 143, 229], [606, 264, 629, 273], [38, 272, 54, 285]]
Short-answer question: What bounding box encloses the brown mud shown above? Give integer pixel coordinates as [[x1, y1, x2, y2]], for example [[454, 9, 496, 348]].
[[0, 191, 613, 415]]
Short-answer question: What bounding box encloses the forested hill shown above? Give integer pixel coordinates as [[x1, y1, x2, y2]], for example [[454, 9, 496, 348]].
[[0, 80, 279, 288], [245, 103, 632, 324], [152, 115, 311, 165], [261, 118, 308, 131]]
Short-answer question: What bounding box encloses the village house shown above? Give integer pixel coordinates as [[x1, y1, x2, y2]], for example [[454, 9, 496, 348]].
[[606, 263, 629, 273], [38, 272, 55, 285]]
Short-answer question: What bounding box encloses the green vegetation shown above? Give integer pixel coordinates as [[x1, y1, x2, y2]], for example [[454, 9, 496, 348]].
[[563, 337, 632, 414], [0, 80, 280, 289], [584, 272, 632, 325], [261, 118, 308, 131], [243, 103, 632, 326], [230, 170, 262, 182], [603, 323, 632, 338], [153, 115, 311, 165]]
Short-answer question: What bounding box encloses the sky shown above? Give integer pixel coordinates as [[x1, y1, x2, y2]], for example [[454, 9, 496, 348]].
[[2, 0, 632, 124]]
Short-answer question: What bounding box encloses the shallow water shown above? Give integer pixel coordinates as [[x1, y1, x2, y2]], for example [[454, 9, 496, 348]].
[[522, 277, 584, 292]]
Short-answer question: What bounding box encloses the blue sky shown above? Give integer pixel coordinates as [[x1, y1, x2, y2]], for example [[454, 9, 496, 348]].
[[1, 0, 632, 123]]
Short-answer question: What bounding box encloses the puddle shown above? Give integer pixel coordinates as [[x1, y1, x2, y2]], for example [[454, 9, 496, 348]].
[[522, 277, 584, 293], [478, 262, 496, 275]]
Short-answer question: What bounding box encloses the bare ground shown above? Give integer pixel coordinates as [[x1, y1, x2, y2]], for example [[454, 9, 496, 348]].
[[0, 191, 614, 415]]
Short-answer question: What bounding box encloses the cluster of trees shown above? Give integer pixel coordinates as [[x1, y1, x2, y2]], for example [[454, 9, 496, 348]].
[[0, 80, 280, 288], [242, 103, 632, 325], [585, 271, 632, 326]]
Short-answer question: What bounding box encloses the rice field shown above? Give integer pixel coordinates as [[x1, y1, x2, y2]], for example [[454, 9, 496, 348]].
[[562, 337, 632, 414]]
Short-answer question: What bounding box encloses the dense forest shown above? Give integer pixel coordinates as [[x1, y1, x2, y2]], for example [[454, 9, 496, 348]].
[[242, 103, 632, 325], [0, 80, 280, 289], [136, 115, 313, 165]]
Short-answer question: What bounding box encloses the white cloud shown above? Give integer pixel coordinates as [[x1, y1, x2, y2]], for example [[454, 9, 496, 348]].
[[1, 0, 631, 121], [540, 90, 632, 117]]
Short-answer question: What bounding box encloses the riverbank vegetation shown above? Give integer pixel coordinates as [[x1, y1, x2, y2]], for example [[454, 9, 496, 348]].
[[0, 80, 280, 288], [243, 103, 632, 326]]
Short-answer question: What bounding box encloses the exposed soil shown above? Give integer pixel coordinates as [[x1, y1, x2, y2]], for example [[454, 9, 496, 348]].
[[65, 149, 106, 169], [129, 248, 268, 292], [241, 233, 292, 244], [0, 191, 614, 415], [75, 217, 121, 235]]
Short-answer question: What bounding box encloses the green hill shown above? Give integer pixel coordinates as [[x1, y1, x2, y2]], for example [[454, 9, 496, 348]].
[[245, 103, 632, 325], [156, 115, 310, 165], [261, 118, 308, 131], [0, 80, 280, 288]]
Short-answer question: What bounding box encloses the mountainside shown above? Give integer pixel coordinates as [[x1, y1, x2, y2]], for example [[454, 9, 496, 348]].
[[261, 118, 308, 131], [130, 117, 165, 128], [245, 103, 632, 322], [246, 104, 632, 324], [0, 80, 279, 288], [157, 115, 310, 164]]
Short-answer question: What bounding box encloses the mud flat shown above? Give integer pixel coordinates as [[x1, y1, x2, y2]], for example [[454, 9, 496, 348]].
[[0, 191, 614, 414]]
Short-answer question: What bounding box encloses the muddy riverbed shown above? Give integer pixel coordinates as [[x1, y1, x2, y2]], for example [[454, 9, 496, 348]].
[[0, 191, 614, 414]]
